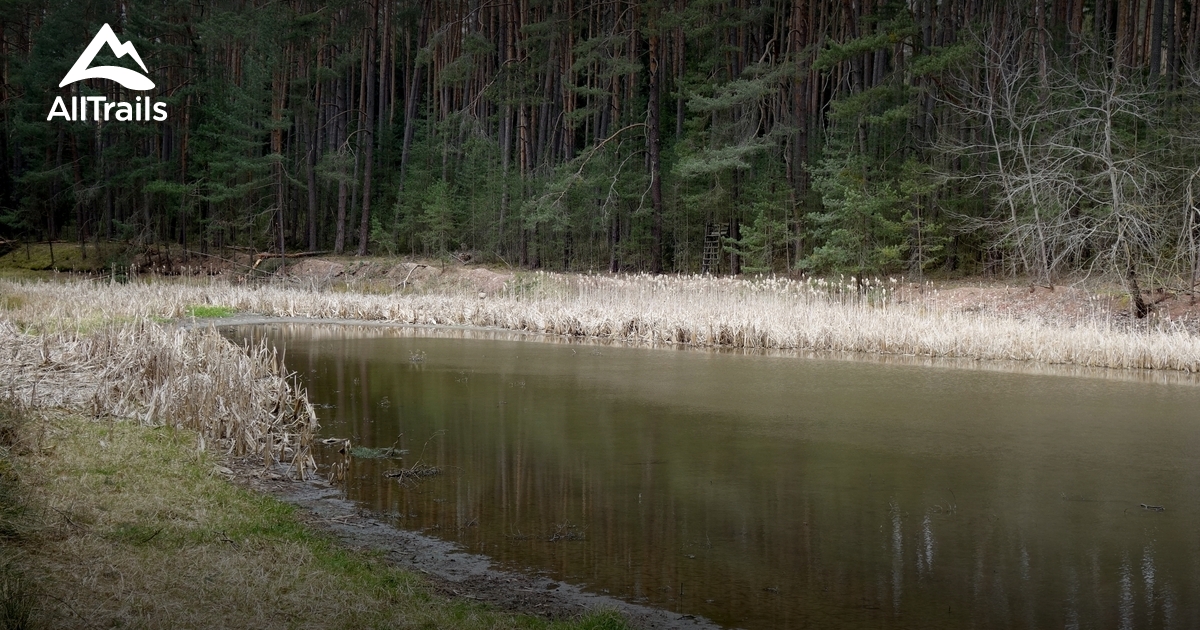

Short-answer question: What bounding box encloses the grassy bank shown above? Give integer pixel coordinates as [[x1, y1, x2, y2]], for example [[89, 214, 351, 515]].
[[0, 401, 625, 629], [3, 272, 1199, 372]]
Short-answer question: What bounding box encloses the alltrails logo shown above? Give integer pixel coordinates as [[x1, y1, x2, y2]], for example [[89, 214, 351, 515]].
[[47, 23, 167, 122]]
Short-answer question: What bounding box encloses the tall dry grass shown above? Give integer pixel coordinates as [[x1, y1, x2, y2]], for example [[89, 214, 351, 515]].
[[3, 272, 1200, 372], [0, 318, 318, 477]]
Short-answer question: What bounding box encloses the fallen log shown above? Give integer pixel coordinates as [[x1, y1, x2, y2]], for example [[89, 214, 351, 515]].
[[251, 250, 330, 269], [397, 263, 429, 289]]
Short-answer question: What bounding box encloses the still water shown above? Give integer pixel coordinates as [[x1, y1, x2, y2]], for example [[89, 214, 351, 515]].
[[233, 323, 1200, 629]]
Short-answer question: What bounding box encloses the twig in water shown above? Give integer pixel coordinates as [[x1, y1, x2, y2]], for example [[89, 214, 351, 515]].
[[384, 431, 445, 485], [547, 521, 586, 542], [384, 463, 441, 482]]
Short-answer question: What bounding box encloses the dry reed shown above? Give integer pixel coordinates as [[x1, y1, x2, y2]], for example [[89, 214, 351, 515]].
[[0, 318, 318, 477], [3, 273, 1199, 372]]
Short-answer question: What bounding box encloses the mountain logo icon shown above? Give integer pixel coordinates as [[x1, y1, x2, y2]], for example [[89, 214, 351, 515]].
[[59, 23, 154, 91]]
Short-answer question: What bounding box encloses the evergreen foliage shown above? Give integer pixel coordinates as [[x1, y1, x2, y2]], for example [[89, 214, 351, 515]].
[[1, 0, 1199, 284]]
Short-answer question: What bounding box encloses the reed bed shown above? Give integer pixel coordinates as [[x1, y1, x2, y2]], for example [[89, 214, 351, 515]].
[[253, 321, 1200, 387], [0, 318, 318, 476], [3, 272, 1200, 373]]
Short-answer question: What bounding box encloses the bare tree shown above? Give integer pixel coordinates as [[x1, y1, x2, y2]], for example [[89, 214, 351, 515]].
[[941, 32, 1177, 316]]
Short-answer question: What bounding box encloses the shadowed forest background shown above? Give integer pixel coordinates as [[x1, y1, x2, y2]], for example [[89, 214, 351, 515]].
[[2, 0, 1200, 288]]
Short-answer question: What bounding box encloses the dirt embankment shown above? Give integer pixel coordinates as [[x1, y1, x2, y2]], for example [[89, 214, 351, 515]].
[[279, 257, 514, 295]]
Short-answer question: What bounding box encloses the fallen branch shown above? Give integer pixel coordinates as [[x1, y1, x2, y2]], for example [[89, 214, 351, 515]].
[[252, 251, 331, 269], [384, 463, 441, 481], [164, 249, 262, 275], [397, 264, 429, 289]]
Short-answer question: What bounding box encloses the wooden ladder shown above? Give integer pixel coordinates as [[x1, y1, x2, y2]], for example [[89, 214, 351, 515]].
[[701, 223, 727, 274]]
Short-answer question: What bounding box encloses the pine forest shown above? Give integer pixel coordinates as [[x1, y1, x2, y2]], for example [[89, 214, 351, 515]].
[[3, 0, 1200, 292]]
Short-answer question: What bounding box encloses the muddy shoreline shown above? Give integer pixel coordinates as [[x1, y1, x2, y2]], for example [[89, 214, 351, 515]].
[[237, 468, 719, 630]]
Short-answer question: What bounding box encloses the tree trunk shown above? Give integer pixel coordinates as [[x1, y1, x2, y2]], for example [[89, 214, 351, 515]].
[[305, 116, 318, 252], [609, 214, 620, 273], [730, 216, 741, 276], [499, 103, 512, 255], [1167, 0, 1181, 85], [1125, 265, 1150, 318], [1150, 0, 1164, 76], [69, 135, 86, 259], [648, 31, 664, 274], [399, 11, 425, 189], [272, 69, 287, 257], [334, 75, 348, 255], [357, 6, 379, 257]]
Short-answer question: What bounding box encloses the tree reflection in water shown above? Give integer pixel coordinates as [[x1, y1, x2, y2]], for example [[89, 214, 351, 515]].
[[231, 323, 1200, 630]]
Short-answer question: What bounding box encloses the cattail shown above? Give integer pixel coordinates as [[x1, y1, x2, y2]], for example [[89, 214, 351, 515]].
[[2, 275, 1198, 373]]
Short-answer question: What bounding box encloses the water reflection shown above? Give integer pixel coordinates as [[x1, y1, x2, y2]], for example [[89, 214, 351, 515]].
[[231, 323, 1200, 629]]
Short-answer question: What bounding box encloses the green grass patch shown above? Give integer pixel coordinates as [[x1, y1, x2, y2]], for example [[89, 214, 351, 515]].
[[185, 304, 237, 318], [0, 242, 124, 274]]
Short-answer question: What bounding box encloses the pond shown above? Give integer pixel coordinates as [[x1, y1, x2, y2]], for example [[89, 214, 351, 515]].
[[231, 323, 1200, 629]]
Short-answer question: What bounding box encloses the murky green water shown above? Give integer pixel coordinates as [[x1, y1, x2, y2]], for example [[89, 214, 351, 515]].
[[232, 323, 1200, 629]]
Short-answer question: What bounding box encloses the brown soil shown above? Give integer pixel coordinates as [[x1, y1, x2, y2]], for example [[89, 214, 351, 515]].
[[282, 258, 345, 279]]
